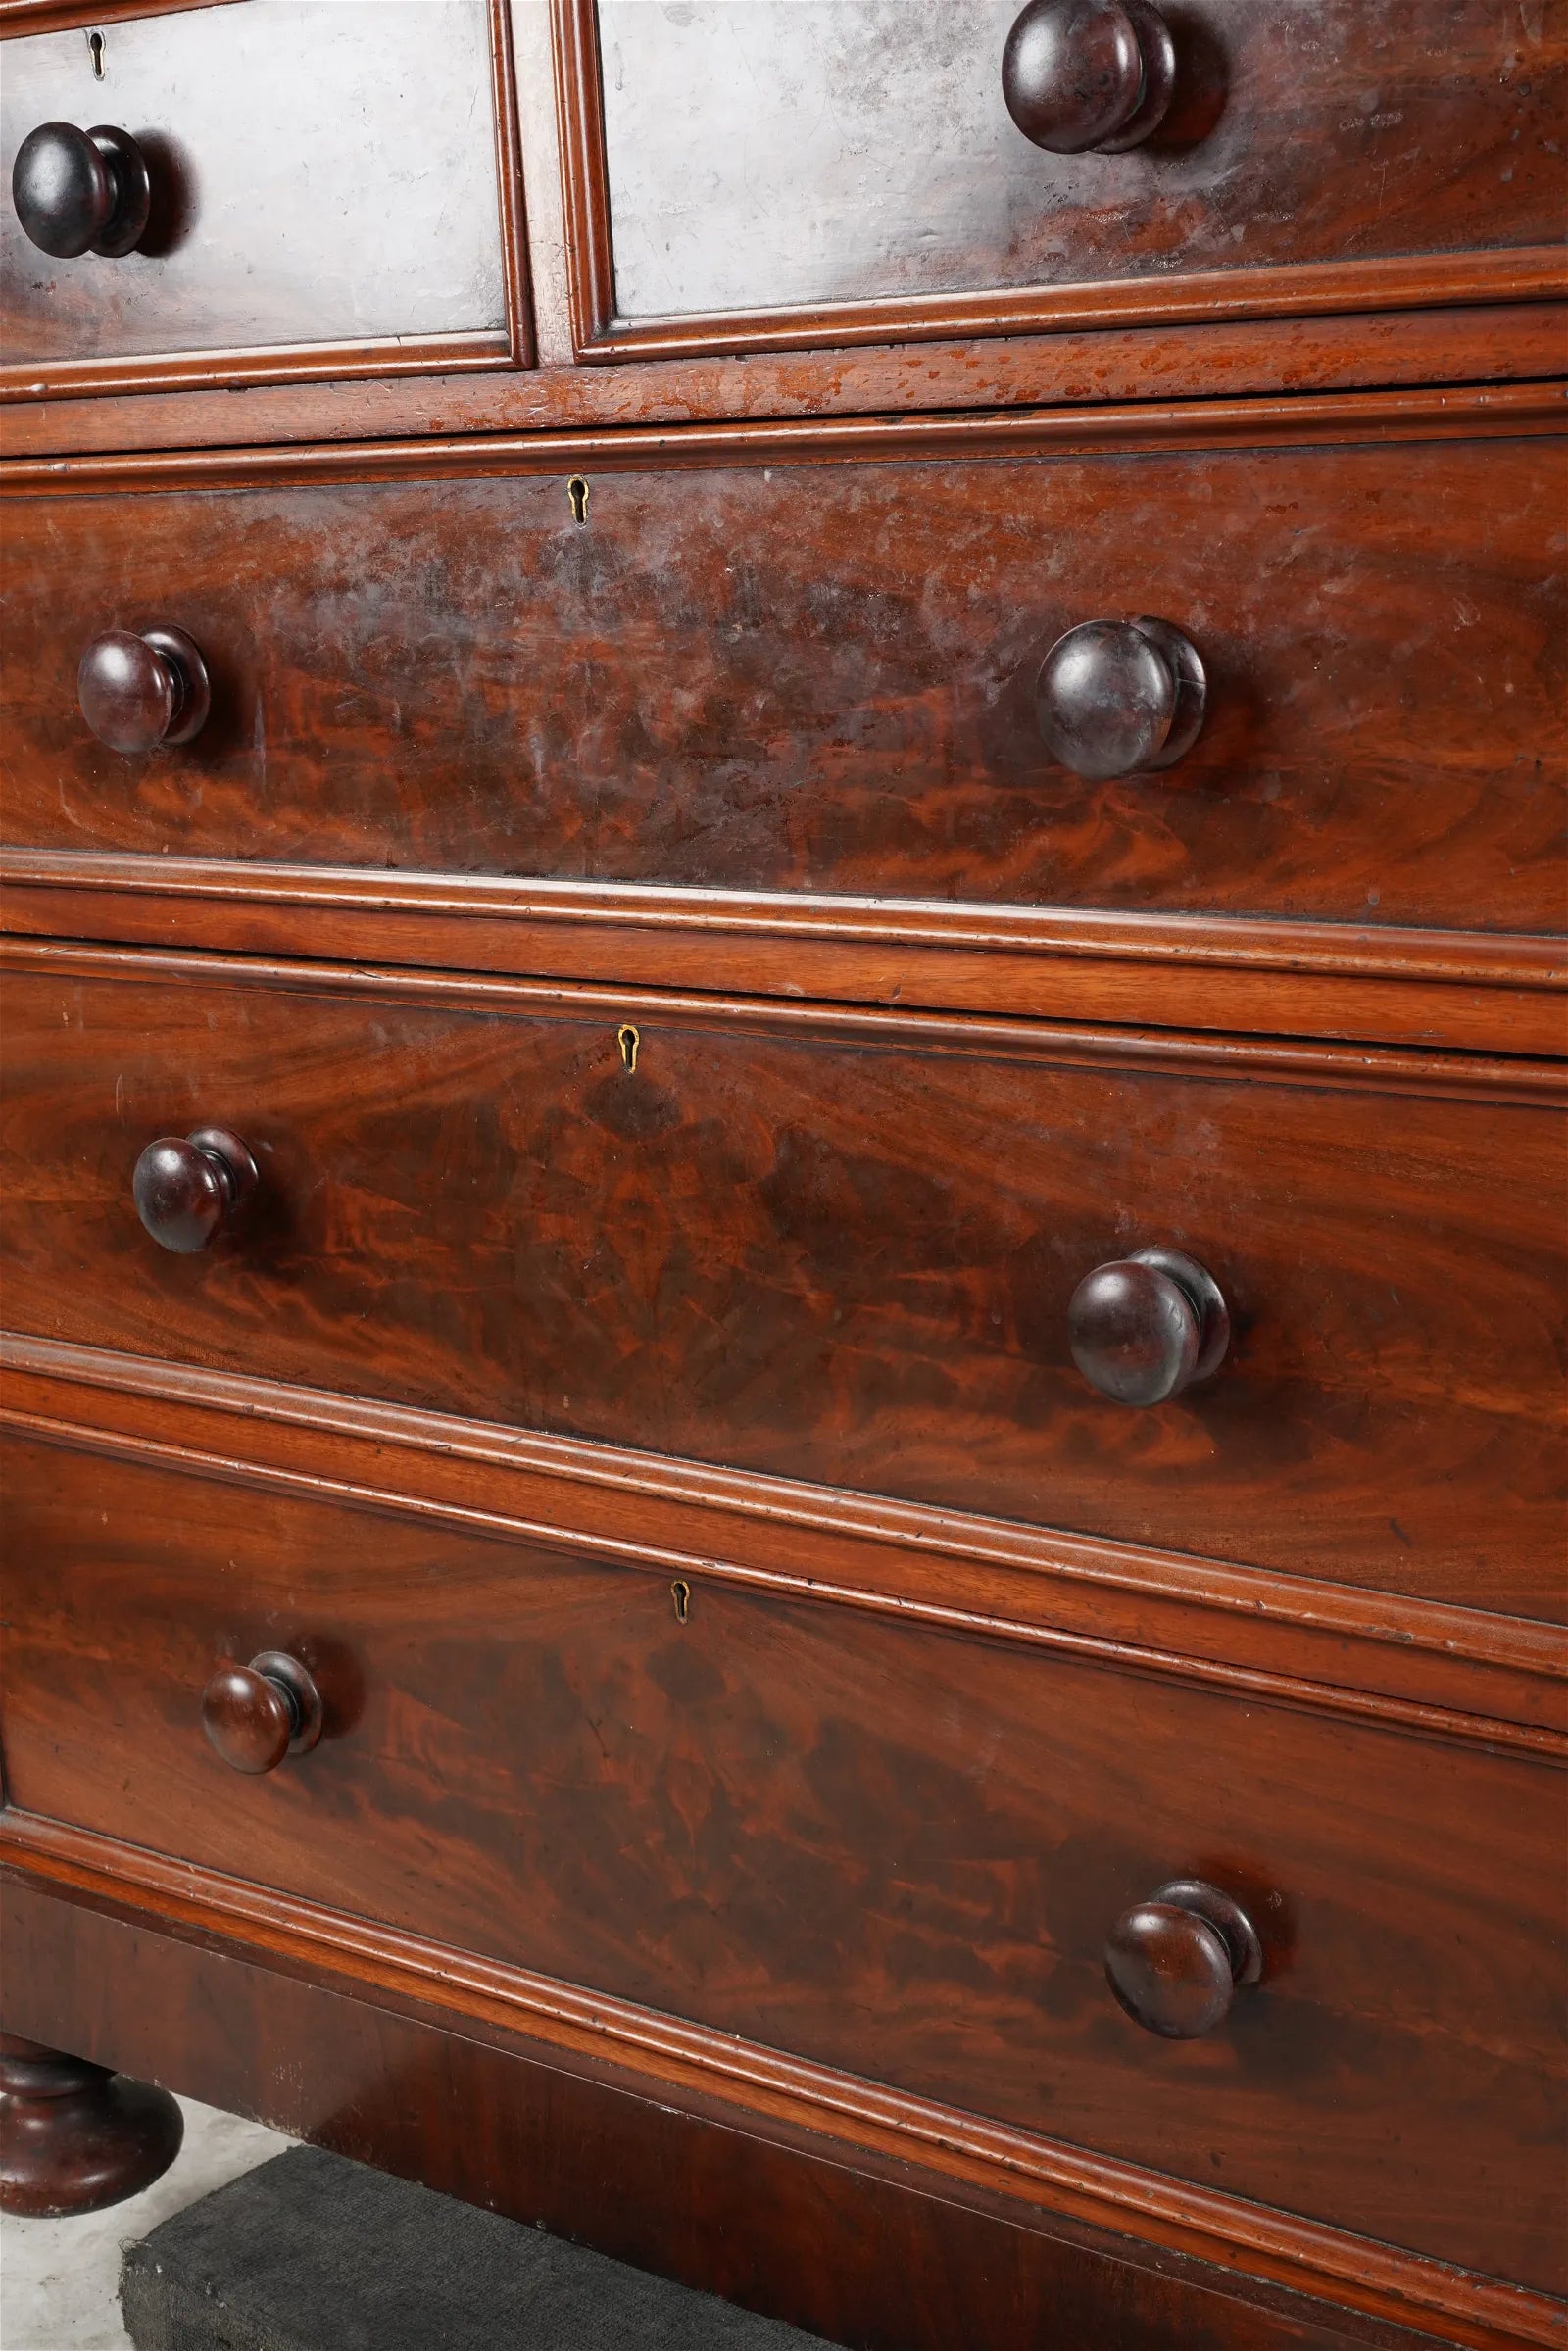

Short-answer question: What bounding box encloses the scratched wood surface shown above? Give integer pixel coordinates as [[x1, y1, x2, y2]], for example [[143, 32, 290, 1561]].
[[2, 435, 1563, 935], [1, 952, 1562, 1615], [4, 1432, 1563, 2289], [593, 0, 1568, 318], [0, 1, 505, 367]]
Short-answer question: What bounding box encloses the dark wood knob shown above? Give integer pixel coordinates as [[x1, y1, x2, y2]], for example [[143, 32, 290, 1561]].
[[1068, 1247, 1229, 1405], [201, 1651, 323, 1776], [12, 122, 151, 259], [1003, 0, 1176, 153], [78, 627, 211, 756], [1106, 1879, 1263, 2038], [132, 1127, 258, 1255], [1036, 616, 1205, 780]]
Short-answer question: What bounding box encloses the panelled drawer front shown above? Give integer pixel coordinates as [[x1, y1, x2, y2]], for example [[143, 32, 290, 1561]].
[[2, 952, 1561, 1617], [0, 1, 506, 371], [3, 437, 1561, 934], [592, 0, 1566, 321], [3, 1437, 1562, 2289]]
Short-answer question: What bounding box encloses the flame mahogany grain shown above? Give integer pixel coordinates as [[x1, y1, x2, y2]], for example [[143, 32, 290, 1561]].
[[2, 434, 1559, 936], [0, 1880, 1471, 2351], [2, 1433, 1563, 2292], [0, 946, 1562, 1617]]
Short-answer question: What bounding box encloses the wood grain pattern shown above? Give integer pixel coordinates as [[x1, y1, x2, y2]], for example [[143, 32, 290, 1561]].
[[6, 1331, 1563, 1742], [1, 943, 1562, 1615], [0, 1880, 1484, 2351], [2, 431, 1562, 937], [2, 1433, 1563, 2294], [0, 0, 526, 399], [3, 305, 1562, 461], [3, 851, 1565, 1057], [558, 0, 1568, 354]]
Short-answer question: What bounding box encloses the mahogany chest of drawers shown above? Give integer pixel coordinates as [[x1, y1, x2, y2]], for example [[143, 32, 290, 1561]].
[[1, 6, 1563, 2348]]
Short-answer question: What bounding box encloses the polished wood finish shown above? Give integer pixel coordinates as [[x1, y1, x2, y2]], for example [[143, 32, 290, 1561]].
[[11, 120, 150, 257], [1066, 1249, 1229, 1407], [1104, 1880, 1264, 2040], [7, 1332, 1559, 1744], [5, 850, 1560, 1057], [561, 0, 1568, 357], [0, 0, 524, 399], [131, 1124, 256, 1253], [201, 1651, 323, 1776], [0, 1881, 1475, 2351], [1, 4, 1560, 2340], [3, 1431, 1563, 2295], [77, 623, 209, 754], [1036, 617, 1206, 779], [0, 2032, 181, 2216], [1003, 0, 1177, 155], [6, 381, 1559, 496], [3, 427, 1561, 940], [3, 306, 1560, 462], [2, 944, 1562, 1613]]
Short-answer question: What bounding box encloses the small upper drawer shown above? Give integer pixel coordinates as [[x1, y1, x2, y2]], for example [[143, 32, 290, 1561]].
[[0, 1, 516, 394], [2, 945, 1561, 1620], [578, 0, 1567, 350]]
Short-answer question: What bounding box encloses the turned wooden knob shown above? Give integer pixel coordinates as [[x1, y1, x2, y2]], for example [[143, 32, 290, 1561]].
[[78, 627, 211, 756], [1106, 1879, 1263, 2038], [132, 1127, 258, 1254], [201, 1652, 323, 1776], [1003, 0, 1176, 153], [1036, 617, 1205, 780], [12, 122, 151, 258], [1068, 1247, 1229, 1405]]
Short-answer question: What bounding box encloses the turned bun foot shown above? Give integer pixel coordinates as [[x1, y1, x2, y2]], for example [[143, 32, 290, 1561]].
[[0, 2035, 182, 2217]]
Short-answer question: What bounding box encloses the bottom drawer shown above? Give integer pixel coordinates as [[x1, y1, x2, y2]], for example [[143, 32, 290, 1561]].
[[3, 1432, 1562, 2291]]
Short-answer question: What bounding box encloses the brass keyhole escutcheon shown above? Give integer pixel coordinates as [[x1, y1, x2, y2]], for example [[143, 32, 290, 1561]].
[[567, 475, 590, 524], [617, 1023, 640, 1074], [670, 1579, 692, 1624]]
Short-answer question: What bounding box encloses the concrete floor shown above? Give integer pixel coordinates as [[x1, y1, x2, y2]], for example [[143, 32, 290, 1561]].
[[1, 2099, 291, 2351]]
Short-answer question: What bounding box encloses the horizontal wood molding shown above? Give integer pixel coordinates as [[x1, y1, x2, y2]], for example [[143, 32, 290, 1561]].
[[0, 0, 530, 397], [3, 857, 1562, 1057], [0, 1818, 1558, 2351], [3, 1332, 1560, 1746], [582, 253, 1568, 367], [0, 331, 514, 408], [7, 1881, 1464, 2351], [0, 0, 236, 33], [1, 932, 1563, 1104], [1, 381, 1561, 499], [4, 307, 1563, 463]]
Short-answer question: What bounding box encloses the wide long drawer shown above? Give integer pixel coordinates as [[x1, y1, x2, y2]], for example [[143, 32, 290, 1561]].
[[1, 943, 1561, 1617], [2, 1435, 1561, 2293], [2, 433, 1562, 936]]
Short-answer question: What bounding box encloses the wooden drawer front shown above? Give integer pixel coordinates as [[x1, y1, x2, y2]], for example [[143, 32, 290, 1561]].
[[585, 0, 1565, 335], [3, 436, 1561, 936], [0, 2, 507, 382], [3, 950, 1562, 1618], [3, 1437, 1562, 2289]]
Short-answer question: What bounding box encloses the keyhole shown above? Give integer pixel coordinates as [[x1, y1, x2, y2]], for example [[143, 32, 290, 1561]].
[[567, 476, 589, 524], [86, 28, 106, 76], [670, 1580, 691, 1624], [616, 1023, 639, 1074]]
